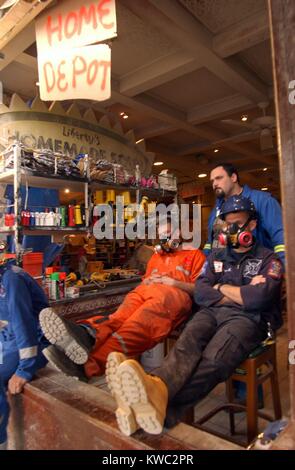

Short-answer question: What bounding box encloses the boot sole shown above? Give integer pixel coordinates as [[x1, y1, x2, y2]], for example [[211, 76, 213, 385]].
[[118, 361, 163, 435], [43, 347, 87, 382], [40, 308, 88, 365], [106, 352, 138, 436]]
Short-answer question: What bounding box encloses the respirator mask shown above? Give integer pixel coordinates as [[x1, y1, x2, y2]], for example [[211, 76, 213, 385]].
[[218, 217, 253, 248], [154, 236, 180, 255]]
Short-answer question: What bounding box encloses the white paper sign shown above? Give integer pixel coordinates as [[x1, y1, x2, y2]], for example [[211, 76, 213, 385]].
[[38, 44, 111, 101], [35, 0, 117, 52]]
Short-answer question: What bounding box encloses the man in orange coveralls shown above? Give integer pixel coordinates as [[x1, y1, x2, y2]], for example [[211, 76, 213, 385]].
[[39, 218, 205, 381]]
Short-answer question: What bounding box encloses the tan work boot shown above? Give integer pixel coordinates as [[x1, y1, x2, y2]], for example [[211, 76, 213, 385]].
[[105, 352, 138, 436], [117, 359, 168, 435]]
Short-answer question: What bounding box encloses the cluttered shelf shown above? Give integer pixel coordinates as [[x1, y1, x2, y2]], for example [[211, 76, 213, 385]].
[[0, 169, 88, 190]]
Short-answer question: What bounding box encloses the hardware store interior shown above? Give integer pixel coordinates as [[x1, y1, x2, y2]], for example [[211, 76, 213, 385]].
[[0, 0, 294, 451]]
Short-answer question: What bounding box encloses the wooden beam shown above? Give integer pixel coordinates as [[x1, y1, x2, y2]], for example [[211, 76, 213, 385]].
[[0, 23, 35, 72], [120, 51, 202, 96], [269, 0, 295, 423], [122, 0, 268, 103], [212, 10, 270, 58], [188, 94, 253, 125], [0, 0, 54, 50]]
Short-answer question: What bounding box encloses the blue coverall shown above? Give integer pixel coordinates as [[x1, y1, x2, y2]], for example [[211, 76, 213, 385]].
[[0, 261, 48, 447], [204, 185, 285, 264]]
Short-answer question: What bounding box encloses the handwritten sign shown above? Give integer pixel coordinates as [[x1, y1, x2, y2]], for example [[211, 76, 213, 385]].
[[38, 44, 111, 101], [35, 0, 117, 51]]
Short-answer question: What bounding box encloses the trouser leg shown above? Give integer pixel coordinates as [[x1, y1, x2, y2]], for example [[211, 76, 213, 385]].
[[154, 308, 217, 398], [165, 314, 265, 426], [0, 382, 9, 446], [85, 296, 191, 377]]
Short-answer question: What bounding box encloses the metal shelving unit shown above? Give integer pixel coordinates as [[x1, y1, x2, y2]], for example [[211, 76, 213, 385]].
[[0, 143, 91, 260]]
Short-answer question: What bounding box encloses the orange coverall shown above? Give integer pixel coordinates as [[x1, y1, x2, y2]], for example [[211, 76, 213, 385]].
[[83, 249, 205, 377]]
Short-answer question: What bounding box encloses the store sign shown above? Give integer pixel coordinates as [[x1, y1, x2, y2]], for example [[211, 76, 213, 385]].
[[38, 44, 111, 101], [35, 0, 117, 50], [35, 0, 116, 101], [0, 98, 154, 175]]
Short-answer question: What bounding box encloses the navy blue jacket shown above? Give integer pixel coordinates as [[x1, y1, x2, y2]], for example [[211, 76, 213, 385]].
[[195, 243, 283, 330], [0, 261, 48, 380], [204, 185, 285, 264]]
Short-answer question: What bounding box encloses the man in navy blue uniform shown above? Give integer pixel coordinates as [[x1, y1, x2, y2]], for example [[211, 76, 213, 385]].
[[0, 242, 48, 450], [204, 163, 285, 265], [105, 196, 283, 436]]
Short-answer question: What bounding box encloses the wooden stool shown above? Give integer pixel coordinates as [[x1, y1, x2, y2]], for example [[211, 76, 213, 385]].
[[194, 342, 282, 446]]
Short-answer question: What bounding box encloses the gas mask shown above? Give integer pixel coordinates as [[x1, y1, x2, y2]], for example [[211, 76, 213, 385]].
[[218, 218, 253, 248], [154, 236, 180, 255]]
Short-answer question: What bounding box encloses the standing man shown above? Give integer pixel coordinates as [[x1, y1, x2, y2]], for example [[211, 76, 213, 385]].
[[0, 243, 49, 450], [106, 196, 283, 436], [204, 163, 285, 265]]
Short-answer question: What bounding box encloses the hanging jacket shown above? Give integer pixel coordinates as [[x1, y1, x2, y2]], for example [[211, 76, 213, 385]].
[[0, 261, 48, 381], [204, 185, 285, 264]]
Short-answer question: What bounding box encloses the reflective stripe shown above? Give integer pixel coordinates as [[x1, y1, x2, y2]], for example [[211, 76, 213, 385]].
[[204, 244, 211, 249], [112, 332, 128, 355], [175, 265, 190, 276], [19, 346, 38, 360], [274, 244, 285, 252], [151, 269, 158, 274]]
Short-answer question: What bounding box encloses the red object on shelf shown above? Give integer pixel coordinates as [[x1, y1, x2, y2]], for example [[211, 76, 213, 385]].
[[22, 252, 44, 280]]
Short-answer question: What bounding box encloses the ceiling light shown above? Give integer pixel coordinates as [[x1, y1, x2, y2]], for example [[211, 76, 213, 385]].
[[241, 114, 248, 121], [153, 161, 164, 166], [123, 114, 129, 119], [261, 187, 268, 191], [214, 149, 219, 153], [263, 167, 268, 171], [64, 188, 70, 193], [198, 173, 207, 178], [136, 138, 144, 144], [120, 112, 125, 116]]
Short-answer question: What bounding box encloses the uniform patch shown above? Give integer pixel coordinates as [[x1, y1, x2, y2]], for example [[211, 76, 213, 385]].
[[267, 260, 282, 279], [243, 259, 262, 278], [0, 285, 6, 298], [214, 261, 223, 273]]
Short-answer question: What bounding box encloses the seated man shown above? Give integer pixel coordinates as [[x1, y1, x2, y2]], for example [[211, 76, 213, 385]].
[[39, 218, 205, 381], [0, 243, 49, 450], [105, 195, 283, 436]]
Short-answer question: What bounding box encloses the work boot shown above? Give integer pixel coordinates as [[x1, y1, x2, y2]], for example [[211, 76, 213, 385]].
[[117, 359, 168, 435], [43, 345, 88, 381], [106, 352, 139, 436], [40, 308, 94, 364]]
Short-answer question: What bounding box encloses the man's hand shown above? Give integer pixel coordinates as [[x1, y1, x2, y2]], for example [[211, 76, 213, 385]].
[[151, 275, 176, 287], [250, 275, 266, 286], [8, 374, 28, 394], [142, 273, 163, 285]]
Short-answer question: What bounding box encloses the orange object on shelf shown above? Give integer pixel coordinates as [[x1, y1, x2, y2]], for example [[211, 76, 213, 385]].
[[22, 252, 44, 278], [87, 261, 104, 273]]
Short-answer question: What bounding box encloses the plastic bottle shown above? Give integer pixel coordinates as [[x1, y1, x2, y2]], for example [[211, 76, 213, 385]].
[[58, 272, 66, 299], [43, 267, 54, 298], [50, 272, 60, 300], [68, 205, 75, 227]]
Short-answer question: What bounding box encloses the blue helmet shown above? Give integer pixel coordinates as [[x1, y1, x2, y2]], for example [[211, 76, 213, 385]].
[[219, 195, 257, 220]]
